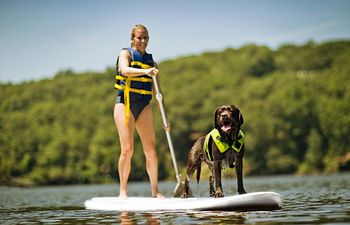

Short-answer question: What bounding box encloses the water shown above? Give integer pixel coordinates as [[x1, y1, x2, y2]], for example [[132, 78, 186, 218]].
[[1, 173, 350, 224]]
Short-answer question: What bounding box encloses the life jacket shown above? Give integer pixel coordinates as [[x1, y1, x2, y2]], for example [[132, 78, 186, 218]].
[[115, 47, 154, 124], [204, 129, 244, 161]]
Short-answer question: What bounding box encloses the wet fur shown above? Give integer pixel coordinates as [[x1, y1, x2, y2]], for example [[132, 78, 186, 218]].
[[181, 105, 246, 198]]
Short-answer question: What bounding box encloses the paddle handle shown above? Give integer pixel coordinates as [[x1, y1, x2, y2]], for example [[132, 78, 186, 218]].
[[152, 76, 180, 183]]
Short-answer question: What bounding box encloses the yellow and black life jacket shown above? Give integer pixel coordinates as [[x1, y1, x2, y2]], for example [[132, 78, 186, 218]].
[[115, 47, 154, 124], [204, 129, 244, 161]]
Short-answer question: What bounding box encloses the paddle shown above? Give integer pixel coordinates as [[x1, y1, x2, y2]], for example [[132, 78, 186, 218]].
[[152, 76, 185, 196]]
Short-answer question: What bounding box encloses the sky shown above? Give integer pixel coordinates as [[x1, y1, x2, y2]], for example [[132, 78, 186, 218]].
[[1, 0, 349, 83]]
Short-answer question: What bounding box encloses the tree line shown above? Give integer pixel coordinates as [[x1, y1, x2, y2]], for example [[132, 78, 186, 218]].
[[0, 40, 349, 186]]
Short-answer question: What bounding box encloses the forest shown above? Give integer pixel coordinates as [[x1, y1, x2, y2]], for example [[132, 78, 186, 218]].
[[0, 40, 349, 186]]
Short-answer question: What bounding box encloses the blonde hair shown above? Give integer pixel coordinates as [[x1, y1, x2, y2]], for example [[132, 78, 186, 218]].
[[130, 24, 148, 47]]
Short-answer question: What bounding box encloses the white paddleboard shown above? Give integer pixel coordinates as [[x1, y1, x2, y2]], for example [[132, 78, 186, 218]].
[[84, 192, 282, 211]]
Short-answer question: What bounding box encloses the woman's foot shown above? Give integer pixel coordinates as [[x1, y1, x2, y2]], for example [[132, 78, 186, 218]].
[[152, 192, 165, 198], [119, 190, 128, 199]]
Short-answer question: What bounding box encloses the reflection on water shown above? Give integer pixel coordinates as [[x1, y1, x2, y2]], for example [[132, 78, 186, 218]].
[[0, 173, 349, 224], [120, 211, 161, 225]]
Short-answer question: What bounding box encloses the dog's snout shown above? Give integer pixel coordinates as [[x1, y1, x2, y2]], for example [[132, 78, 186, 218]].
[[220, 111, 232, 123], [221, 110, 230, 117]]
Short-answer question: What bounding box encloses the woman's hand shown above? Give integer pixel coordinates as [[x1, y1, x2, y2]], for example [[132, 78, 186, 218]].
[[145, 67, 159, 77]]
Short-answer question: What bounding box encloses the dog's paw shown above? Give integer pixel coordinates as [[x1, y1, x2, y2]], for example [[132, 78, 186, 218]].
[[238, 189, 247, 195], [214, 191, 224, 198], [180, 192, 188, 198]]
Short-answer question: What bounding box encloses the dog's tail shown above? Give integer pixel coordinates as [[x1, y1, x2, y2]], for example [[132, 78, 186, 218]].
[[196, 163, 201, 184]]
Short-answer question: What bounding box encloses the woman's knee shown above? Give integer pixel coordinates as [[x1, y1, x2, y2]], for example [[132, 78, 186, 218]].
[[119, 143, 134, 159], [144, 147, 157, 160]]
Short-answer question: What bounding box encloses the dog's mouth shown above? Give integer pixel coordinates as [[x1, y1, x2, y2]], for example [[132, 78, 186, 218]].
[[221, 125, 232, 132]]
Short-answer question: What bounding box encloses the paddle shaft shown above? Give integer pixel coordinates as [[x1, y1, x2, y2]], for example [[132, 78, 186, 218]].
[[152, 76, 180, 183]]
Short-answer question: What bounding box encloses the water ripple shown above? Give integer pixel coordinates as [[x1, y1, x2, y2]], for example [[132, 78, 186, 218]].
[[1, 173, 350, 224]]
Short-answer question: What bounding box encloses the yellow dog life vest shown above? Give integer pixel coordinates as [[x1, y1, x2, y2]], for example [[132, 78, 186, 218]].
[[204, 129, 244, 161]]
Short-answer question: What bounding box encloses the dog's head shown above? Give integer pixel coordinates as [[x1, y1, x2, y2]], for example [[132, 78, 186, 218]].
[[214, 105, 244, 143]]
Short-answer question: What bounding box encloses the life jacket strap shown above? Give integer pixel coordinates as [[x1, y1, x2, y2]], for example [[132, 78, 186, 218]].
[[131, 61, 152, 69], [114, 74, 153, 125], [115, 75, 152, 83]]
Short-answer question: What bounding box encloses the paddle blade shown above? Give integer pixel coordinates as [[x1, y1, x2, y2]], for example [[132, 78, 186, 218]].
[[173, 181, 193, 198]]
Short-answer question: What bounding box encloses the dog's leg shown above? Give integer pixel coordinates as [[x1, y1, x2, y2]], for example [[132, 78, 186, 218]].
[[209, 175, 215, 197], [181, 138, 205, 198], [213, 160, 224, 198], [181, 162, 196, 198], [208, 165, 215, 197], [235, 155, 246, 195]]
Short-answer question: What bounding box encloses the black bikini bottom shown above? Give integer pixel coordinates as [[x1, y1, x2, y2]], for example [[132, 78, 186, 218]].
[[116, 96, 150, 120]]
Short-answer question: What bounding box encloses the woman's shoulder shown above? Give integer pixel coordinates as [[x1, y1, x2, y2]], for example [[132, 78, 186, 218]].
[[120, 47, 132, 53], [119, 48, 132, 57]]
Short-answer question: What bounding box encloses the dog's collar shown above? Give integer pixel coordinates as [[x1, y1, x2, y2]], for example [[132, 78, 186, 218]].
[[204, 129, 244, 161]]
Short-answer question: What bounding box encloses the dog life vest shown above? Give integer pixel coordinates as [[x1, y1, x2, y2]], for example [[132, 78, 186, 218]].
[[204, 129, 244, 161], [115, 47, 154, 124]]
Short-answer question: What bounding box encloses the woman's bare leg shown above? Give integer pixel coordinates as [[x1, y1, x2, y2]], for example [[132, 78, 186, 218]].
[[136, 105, 164, 198], [114, 103, 135, 198]]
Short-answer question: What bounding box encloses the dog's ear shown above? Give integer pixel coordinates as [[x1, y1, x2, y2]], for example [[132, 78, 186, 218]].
[[214, 106, 221, 128], [231, 105, 244, 126], [239, 111, 244, 125]]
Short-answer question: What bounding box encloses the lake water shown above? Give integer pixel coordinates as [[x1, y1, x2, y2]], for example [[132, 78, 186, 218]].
[[1, 173, 349, 224]]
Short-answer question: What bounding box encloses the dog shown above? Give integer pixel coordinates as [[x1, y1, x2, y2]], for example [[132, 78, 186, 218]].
[[181, 105, 246, 198]]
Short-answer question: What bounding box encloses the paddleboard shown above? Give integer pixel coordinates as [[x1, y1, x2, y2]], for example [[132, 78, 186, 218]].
[[84, 191, 282, 211]]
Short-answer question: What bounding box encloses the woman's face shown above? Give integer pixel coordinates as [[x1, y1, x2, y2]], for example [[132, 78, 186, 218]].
[[132, 28, 149, 53]]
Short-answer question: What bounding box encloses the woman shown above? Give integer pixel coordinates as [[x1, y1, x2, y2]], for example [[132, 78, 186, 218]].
[[114, 24, 164, 198]]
